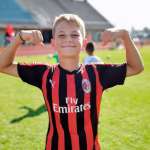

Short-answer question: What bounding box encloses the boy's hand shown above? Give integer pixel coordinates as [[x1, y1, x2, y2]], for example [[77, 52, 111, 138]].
[[101, 28, 129, 45], [17, 30, 44, 45]]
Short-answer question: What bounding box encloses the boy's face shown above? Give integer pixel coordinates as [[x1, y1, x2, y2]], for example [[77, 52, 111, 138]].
[[52, 21, 85, 59]]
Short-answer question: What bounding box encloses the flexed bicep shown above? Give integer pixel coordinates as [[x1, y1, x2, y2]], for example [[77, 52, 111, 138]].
[[0, 64, 19, 77]]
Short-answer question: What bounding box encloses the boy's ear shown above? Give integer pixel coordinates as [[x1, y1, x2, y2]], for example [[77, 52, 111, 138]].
[[83, 38, 88, 49], [51, 38, 58, 53], [51, 38, 55, 48]]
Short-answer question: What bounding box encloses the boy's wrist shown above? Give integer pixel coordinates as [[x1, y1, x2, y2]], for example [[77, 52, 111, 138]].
[[15, 32, 25, 45], [18, 31, 26, 43], [114, 29, 129, 41]]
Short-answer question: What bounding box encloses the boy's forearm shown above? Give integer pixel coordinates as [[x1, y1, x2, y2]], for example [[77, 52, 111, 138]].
[[120, 30, 144, 76], [0, 34, 22, 71]]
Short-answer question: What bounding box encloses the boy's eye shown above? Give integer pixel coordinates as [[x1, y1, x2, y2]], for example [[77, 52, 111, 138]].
[[57, 34, 80, 38], [58, 34, 65, 38], [71, 34, 80, 38]]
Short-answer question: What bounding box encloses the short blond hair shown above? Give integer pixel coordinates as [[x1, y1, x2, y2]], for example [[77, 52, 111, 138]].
[[52, 14, 86, 38]]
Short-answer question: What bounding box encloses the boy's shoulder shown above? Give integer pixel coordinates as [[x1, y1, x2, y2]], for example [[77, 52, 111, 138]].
[[18, 62, 59, 68]]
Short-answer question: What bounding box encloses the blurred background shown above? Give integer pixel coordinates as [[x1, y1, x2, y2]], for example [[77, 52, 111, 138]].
[[0, 0, 149, 52]]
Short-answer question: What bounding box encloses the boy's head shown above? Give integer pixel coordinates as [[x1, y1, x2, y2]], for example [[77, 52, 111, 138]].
[[52, 14, 86, 39], [51, 14, 87, 60], [85, 41, 95, 55]]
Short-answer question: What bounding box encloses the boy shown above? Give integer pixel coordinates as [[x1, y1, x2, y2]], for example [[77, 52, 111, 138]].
[[83, 41, 103, 64], [0, 14, 144, 150]]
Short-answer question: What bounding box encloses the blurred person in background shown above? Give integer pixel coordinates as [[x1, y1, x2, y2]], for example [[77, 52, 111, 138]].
[[84, 41, 103, 64], [4, 24, 15, 46]]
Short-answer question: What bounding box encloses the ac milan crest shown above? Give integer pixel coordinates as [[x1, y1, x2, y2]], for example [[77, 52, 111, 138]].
[[82, 79, 91, 93]]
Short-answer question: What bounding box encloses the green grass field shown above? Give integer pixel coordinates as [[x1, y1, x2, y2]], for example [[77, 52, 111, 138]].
[[0, 46, 149, 150]]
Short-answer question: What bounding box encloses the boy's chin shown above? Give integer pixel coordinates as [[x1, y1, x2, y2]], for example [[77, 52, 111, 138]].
[[60, 53, 79, 58], [59, 50, 80, 56], [61, 48, 80, 52]]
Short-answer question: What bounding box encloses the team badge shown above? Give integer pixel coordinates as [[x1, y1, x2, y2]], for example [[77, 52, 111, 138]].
[[82, 79, 91, 93]]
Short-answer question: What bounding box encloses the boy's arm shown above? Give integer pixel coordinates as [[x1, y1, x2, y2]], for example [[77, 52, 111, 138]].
[[101, 29, 144, 77], [0, 30, 43, 77]]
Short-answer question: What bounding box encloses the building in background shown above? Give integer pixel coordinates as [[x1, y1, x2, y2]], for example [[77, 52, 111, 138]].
[[0, 0, 113, 46]]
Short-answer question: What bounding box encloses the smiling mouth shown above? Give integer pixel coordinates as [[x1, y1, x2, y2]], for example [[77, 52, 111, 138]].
[[61, 46, 76, 48]]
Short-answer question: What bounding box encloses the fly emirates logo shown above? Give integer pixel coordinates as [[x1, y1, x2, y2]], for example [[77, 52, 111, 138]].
[[53, 97, 91, 113]]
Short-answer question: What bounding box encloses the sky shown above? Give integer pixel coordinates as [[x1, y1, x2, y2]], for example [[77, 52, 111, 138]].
[[88, 0, 149, 30]]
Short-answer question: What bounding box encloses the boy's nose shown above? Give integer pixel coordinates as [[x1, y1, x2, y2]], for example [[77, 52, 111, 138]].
[[65, 35, 73, 41]]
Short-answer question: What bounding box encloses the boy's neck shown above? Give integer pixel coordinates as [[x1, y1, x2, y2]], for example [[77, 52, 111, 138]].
[[87, 52, 94, 56], [59, 58, 80, 72]]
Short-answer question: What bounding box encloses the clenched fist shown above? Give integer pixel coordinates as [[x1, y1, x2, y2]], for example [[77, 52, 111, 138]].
[[101, 28, 129, 45], [17, 30, 44, 45]]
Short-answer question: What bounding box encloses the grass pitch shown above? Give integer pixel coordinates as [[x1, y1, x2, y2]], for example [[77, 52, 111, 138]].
[[0, 46, 149, 150]]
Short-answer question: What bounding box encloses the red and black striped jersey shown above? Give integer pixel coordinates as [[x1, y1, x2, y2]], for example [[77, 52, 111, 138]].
[[17, 63, 126, 150]]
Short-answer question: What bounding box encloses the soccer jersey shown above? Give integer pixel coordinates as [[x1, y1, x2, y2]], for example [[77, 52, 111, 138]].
[[17, 63, 126, 150]]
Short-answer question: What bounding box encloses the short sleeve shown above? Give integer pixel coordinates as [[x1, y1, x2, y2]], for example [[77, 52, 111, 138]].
[[96, 63, 127, 90], [17, 63, 48, 89]]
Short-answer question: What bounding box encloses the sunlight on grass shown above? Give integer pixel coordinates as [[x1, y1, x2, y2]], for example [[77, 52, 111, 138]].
[[0, 46, 149, 150]]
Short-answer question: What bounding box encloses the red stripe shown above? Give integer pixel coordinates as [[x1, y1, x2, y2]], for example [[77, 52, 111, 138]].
[[82, 68, 94, 150], [93, 65, 103, 150], [42, 69, 54, 150], [52, 67, 65, 150], [67, 75, 80, 150]]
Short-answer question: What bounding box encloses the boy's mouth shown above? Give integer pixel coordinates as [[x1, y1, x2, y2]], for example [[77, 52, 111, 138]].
[[61, 45, 76, 48]]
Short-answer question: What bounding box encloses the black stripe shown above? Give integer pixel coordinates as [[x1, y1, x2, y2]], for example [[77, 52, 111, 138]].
[[59, 70, 72, 150], [75, 72, 87, 150], [85, 65, 98, 150], [46, 68, 58, 150]]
